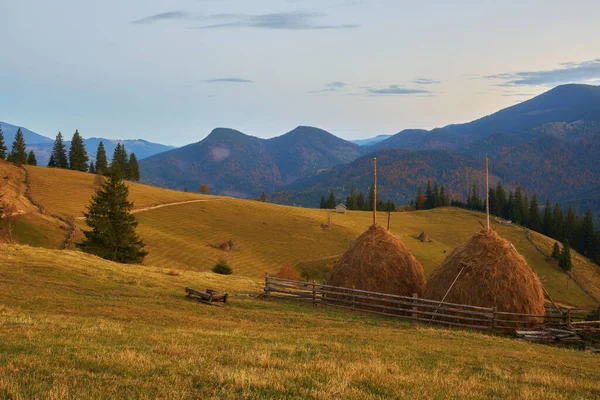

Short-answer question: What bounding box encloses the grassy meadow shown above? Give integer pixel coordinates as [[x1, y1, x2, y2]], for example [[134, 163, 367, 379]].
[[1, 244, 599, 399], [22, 167, 599, 307]]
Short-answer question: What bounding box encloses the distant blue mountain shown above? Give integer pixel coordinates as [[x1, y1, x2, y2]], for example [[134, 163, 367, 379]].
[[352, 134, 393, 146], [0, 122, 53, 145], [0, 121, 174, 166]]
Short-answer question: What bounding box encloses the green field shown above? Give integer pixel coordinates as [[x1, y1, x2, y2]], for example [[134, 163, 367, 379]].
[[1, 244, 599, 399]]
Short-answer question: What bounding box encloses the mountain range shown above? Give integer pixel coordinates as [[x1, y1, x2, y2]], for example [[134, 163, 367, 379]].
[[139, 126, 361, 196], [140, 84, 600, 220], [0, 122, 173, 165], [4, 84, 600, 219]]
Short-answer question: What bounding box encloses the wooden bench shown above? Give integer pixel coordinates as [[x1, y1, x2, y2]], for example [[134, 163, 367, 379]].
[[185, 287, 228, 304]]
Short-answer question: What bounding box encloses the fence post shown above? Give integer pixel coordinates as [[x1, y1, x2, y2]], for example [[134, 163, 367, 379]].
[[491, 307, 497, 334], [312, 280, 316, 306], [411, 293, 418, 326], [352, 286, 356, 309], [567, 309, 572, 329], [264, 273, 270, 297], [596, 306, 600, 322]]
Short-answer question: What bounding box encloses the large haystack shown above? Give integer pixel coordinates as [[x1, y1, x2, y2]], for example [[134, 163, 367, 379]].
[[327, 225, 425, 296], [424, 229, 545, 321]]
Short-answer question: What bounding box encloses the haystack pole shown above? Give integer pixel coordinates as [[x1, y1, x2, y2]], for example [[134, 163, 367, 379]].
[[373, 157, 377, 226], [485, 156, 490, 231]]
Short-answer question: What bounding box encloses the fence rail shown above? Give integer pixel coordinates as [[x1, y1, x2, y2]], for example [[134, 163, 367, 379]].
[[264, 275, 600, 334]]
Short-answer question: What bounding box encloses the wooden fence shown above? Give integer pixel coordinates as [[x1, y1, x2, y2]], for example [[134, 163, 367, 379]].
[[264, 275, 600, 334]]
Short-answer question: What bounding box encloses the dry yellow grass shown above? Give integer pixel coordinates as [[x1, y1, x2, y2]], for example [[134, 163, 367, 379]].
[[0, 161, 67, 248], [0, 244, 599, 399], [21, 167, 600, 307], [26, 165, 214, 218]]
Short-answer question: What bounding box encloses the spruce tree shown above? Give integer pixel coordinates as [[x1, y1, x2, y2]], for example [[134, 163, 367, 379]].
[[495, 182, 507, 218], [580, 211, 595, 257], [110, 143, 129, 178], [27, 151, 37, 166], [513, 187, 524, 225], [95, 141, 108, 174], [89, 162, 96, 174], [433, 182, 440, 208], [0, 124, 7, 160], [522, 192, 530, 227], [564, 206, 577, 245], [346, 184, 358, 210], [47, 153, 56, 167], [51, 132, 69, 168], [551, 242, 560, 260], [128, 153, 140, 182], [356, 191, 365, 210], [77, 171, 147, 263], [320, 196, 326, 209], [529, 194, 541, 232], [542, 198, 553, 236], [9, 128, 28, 166], [440, 185, 449, 207], [558, 239, 572, 271], [326, 191, 336, 209], [69, 130, 89, 171], [425, 181, 434, 209], [551, 203, 564, 241]]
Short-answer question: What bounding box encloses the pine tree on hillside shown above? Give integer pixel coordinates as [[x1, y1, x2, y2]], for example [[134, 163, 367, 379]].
[[128, 153, 140, 182], [433, 182, 440, 208], [9, 128, 28, 166], [320, 196, 326, 209], [69, 130, 89, 171], [564, 206, 577, 245], [521, 191, 530, 227], [551, 203, 564, 241], [51, 132, 69, 168], [95, 141, 108, 174], [356, 191, 365, 210], [440, 185, 449, 207], [558, 239, 572, 271], [425, 181, 434, 209], [580, 211, 596, 257], [513, 187, 524, 225], [89, 162, 96, 174], [326, 191, 336, 209], [495, 182, 507, 218], [542, 198, 553, 236], [77, 171, 147, 264], [27, 151, 37, 166], [110, 143, 129, 178], [551, 242, 560, 260], [346, 184, 358, 210], [529, 194, 541, 232], [47, 153, 56, 167], [0, 125, 7, 160]]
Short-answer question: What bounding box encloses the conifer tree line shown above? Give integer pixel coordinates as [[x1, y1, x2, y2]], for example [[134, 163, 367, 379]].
[[46, 131, 140, 181], [0, 125, 38, 167], [319, 184, 396, 211], [418, 181, 600, 265], [410, 180, 450, 210]]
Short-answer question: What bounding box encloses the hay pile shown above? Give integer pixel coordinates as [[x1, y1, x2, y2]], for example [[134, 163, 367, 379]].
[[424, 229, 545, 321], [417, 232, 429, 242], [327, 225, 425, 296]]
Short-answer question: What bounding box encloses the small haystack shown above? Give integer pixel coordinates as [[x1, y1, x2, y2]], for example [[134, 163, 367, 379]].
[[424, 229, 545, 324], [417, 231, 429, 242], [327, 225, 425, 296]]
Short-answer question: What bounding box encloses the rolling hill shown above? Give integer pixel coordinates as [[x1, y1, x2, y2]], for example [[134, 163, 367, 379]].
[[18, 166, 600, 307], [139, 126, 361, 195]]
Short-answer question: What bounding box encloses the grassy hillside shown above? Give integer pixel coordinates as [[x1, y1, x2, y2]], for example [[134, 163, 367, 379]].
[[23, 167, 599, 307], [1, 244, 599, 399], [0, 161, 67, 248], [26, 165, 210, 218]]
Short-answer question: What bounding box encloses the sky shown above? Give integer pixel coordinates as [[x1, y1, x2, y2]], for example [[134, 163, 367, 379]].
[[1, 0, 600, 146]]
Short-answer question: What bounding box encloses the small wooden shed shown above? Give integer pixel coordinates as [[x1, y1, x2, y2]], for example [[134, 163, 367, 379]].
[[335, 204, 347, 214]]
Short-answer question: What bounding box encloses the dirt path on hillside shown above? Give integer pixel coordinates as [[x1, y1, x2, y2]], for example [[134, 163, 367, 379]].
[[74, 199, 215, 220]]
